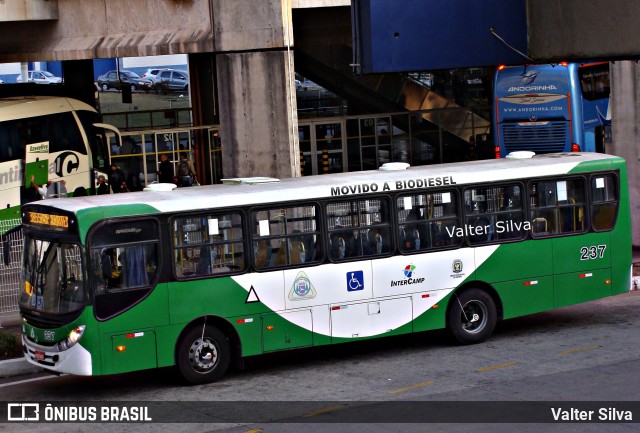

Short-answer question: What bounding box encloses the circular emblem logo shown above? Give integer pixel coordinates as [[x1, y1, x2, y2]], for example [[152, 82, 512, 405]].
[[404, 264, 416, 278]]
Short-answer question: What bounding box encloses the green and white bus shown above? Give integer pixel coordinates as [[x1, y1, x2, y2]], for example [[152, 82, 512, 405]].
[[18, 151, 631, 384]]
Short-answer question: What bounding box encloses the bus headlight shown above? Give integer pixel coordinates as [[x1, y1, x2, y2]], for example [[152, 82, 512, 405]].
[[57, 325, 86, 351]]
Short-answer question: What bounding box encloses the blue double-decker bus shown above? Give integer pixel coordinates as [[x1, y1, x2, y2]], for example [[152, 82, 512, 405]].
[[493, 62, 610, 158]]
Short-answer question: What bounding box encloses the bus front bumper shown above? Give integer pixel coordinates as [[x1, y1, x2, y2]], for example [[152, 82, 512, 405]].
[[22, 335, 92, 376]]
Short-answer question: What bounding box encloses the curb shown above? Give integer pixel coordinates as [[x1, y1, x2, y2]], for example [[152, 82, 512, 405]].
[[0, 357, 44, 379]]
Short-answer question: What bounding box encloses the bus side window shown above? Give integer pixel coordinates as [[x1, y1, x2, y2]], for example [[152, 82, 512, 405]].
[[172, 212, 246, 276], [327, 197, 390, 260], [591, 175, 618, 231], [398, 191, 462, 251], [556, 179, 586, 234], [530, 181, 556, 236], [463, 184, 525, 244], [90, 219, 160, 320], [251, 204, 320, 269]]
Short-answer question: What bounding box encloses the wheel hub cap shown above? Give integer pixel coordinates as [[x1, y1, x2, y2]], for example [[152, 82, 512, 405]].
[[190, 339, 217, 371]]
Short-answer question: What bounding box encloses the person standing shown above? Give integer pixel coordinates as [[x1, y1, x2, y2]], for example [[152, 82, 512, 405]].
[[118, 180, 130, 193], [157, 154, 174, 183], [108, 163, 125, 194], [120, 137, 141, 191], [96, 175, 110, 195], [22, 174, 47, 203], [178, 152, 196, 187]]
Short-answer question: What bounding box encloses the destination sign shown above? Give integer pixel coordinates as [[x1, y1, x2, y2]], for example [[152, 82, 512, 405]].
[[27, 211, 69, 229]]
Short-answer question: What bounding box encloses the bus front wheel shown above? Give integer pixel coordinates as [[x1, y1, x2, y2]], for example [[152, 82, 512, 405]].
[[448, 288, 497, 345], [177, 324, 231, 384]]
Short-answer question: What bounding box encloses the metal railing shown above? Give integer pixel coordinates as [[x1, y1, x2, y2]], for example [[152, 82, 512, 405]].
[[0, 219, 22, 317], [108, 125, 222, 188], [102, 108, 194, 131]]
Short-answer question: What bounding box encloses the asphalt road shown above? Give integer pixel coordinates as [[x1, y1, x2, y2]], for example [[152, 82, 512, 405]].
[[1, 290, 639, 433]]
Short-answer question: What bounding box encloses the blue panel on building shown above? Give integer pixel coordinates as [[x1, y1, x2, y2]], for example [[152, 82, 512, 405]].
[[45, 61, 63, 77], [353, 0, 528, 73], [93, 58, 117, 80]]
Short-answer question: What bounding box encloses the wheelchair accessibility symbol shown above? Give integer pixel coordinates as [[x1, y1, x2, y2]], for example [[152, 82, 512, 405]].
[[347, 270, 364, 292]]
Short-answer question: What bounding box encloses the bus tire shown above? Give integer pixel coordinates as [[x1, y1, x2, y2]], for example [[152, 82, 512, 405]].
[[448, 288, 496, 345], [177, 324, 231, 384]]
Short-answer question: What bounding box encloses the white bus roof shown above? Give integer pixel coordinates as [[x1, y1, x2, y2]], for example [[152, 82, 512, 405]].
[[0, 96, 96, 122], [36, 152, 622, 216]]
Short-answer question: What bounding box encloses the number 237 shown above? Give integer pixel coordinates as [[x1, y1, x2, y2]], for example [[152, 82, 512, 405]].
[[580, 245, 606, 260]]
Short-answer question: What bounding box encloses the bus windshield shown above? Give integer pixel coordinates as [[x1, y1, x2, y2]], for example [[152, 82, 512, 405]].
[[19, 235, 86, 314]]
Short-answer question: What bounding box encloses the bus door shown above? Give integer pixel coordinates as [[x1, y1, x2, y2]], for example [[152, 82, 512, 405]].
[[89, 218, 165, 375], [298, 121, 345, 176]]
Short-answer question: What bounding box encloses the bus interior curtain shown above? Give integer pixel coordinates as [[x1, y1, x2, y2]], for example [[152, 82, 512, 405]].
[[125, 245, 148, 287]]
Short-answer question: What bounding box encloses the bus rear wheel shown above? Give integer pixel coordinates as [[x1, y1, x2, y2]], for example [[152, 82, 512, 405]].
[[448, 288, 497, 344], [177, 324, 230, 384]]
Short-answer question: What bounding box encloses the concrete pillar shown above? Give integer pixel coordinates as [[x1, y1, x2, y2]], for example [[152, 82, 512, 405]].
[[188, 53, 219, 182], [61, 59, 97, 109], [610, 61, 640, 247], [216, 51, 299, 179], [212, 0, 299, 179]]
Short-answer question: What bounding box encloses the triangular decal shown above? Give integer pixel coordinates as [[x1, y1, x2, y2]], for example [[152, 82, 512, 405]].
[[246, 286, 260, 303]]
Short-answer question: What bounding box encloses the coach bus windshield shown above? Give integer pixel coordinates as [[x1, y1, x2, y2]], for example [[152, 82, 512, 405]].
[[19, 235, 86, 314]]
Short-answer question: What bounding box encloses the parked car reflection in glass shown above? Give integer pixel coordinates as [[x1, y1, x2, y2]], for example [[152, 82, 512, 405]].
[[97, 70, 153, 92], [16, 70, 63, 84], [154, 69, 189, 92]]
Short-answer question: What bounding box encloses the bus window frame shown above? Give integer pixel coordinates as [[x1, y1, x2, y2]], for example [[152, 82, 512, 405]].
[[250, 202, 323, 271], [396, 188, 463, 254], [170, 210, 248, 279], [589, 171, 620, 233], [527, 175, 589, 239], [578, 62, 610, 102], [462, 181, 527, 246], [325, 195, 393, 262]]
